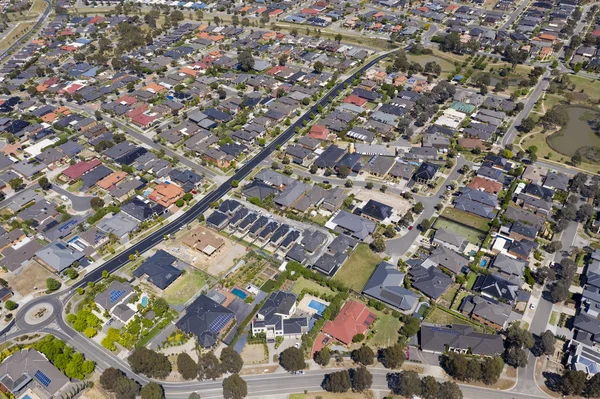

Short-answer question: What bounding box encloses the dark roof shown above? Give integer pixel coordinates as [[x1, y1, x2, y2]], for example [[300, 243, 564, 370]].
[[419, 324, 504, 356], [312, 252, 347, 276], [363, 262, 419, 311], [361, 199, 393, 221], [121, 197, 165, 221], [409, 265, 452, 299], [207, 210, 229, 228], [413, 162, 439, 181], [133, 250, 182, 289], [473, 274, 518, 302], [176, 294, 235, 348]]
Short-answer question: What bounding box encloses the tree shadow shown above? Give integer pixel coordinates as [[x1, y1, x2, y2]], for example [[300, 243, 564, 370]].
[[542, 371, 562, 393]]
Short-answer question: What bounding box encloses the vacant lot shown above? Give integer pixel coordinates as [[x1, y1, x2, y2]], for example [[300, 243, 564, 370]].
[[162, 270, 207, 306], [334, 244, 381, 292], [291, 277, 335, 298], [368, 313, 401, 348], [6, 261, 54, 297], [433, 218, 485, 245], [407, 53, 455, 73], [441, 208, 490, 232], [241, 344, 267, 364]]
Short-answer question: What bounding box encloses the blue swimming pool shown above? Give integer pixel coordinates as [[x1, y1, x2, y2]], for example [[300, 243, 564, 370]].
[[141, 296, 149, 307], [232, 288, 247, 299], [480, 259, 487, 267], [308, 299, 327, 315]]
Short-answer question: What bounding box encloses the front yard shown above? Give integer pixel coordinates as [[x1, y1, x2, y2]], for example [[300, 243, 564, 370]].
[[368, 313, 402, 348], [333, 244, 382, 292]]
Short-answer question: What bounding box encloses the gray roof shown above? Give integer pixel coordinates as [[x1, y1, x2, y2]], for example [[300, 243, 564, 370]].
[[0, 240, 44, 272], [330, 210, 376, 240], [492, 253, 526, 277], [35, 241, 84, 272], [420, 324, 504, 356], [313, 252, 347, 276], [422, 246, 469, 274], [275, 180, 309, 208], [434, 228, 466, 250], [292, 185, 326, 212], [409, 265, 453, 299], [473, 274, 519, 302], [97, 213, 140, 238], [544, 171, 569, 191], [301, 230, 327, 253], [176, 294, 235, 348], [363, 262, 419, 311], [454, 197, 497, 219], [133, 250, 182, 290], [458, 187, 499, 207], [95, 280, 134, 312], [0, 349, 70, 395], [458, 295, 511, 327], [253, 291, 303, 333], [255, 169, 294, 187]]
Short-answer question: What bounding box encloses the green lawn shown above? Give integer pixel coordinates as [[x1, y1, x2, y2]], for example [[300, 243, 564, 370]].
[[290, 277, 335, 297], [162, 270, 207, 306], [433, 218, 485, 245], [67, 180, 83, 192], [407, 53, 456, 73], [451, 291, 469, 310], [334, 244, 382, 292], [466, 272, 478, 290], [549, 311, 559, 326], [368, 314, 401, 348], [569, 75, 600, 102], [441, 208, 490, 232], [425, 307, 487, 333]]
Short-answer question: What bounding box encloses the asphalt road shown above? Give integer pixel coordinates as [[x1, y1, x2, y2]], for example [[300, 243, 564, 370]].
[[51, 185, 94, 212], [0, 0, 51, 63]]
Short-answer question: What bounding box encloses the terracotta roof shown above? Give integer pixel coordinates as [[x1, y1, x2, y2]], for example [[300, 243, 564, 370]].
[[96, 171, 128, 190], [322, 301, 376, 345], [467, 176, 502, 195], [63, 159, 102, 179]]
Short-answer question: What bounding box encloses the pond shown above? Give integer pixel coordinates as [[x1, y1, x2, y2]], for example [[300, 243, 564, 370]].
[[547, 106, 600, 160]]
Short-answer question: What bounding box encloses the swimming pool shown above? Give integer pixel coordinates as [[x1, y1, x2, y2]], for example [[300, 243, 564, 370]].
[[141, 296, 149, 307], [480, 259, 487, 267], [308, 299, 327, 315], [232, 288, 247, 299]]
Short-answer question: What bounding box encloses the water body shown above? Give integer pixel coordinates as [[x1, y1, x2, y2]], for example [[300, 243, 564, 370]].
[[547, 106, 600, 159]]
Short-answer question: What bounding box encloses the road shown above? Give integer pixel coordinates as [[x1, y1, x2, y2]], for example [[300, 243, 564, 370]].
[[0, 0, 51, 63], [51, 185, 93, 212], [501, 0, 531, 30]]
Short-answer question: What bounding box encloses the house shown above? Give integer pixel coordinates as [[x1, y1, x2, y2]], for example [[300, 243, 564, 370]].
[[133, 250, 182, 290], [206, 210, 229, 230], [175, 294, 235, 348], [409, 265, 453, 299], [433, 228, 468, 253], [95, 280, 137, 323], [509, 221, 538, 241], [543, 171, 570, 192], [458, 295, 511, 330], [473, 273, 519, 302], [148, 182, 184, 207], [419, 324, 504, 356], [363, 262, 419, 313], [327, 210, 376, 240], [422, 246, 469, 275], [468, 176, 502, 195], [491, 253, 526, 278], [0, 349, 70, 396], [413, 162, 439, 183], [121, 196, 165, 222], [97, 213, 140, 243], [507, 239, 537, 260], [321, 187, 346, 212], [361, 199, 393, 222], [322, 301, 376, 345], [251, 291, 308, 339], [35, 241, 84, 272], [312, 252, 348, 276], [568, 340, 600, 376]]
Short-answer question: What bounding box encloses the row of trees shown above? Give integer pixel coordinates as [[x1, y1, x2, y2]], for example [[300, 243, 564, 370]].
[[100, 367, 165, 399], [441, 353, 504, 385], [34, 335, 95, 380], [322, 367, 373, 393], [387, 371, 463, 399], [549, 257, 578, 303], [177, 347, 244, 380]]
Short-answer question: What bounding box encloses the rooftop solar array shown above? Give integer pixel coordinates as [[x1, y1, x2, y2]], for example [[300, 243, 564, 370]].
[[208, 313, 233, 333], [34, 370, 51, 387], [109, 289, 127, 303]]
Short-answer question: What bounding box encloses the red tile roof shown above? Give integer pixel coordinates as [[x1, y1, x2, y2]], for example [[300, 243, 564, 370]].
[[343, 94, 367, 106], [468, 176, 502, 195], [322, 301, 375, 345], [63, 159, 101, 179]]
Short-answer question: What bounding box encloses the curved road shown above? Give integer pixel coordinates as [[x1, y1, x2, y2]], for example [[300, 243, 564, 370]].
[[0, 0, 51, 63]]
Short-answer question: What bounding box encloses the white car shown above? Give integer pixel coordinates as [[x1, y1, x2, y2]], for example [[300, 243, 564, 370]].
[[530, 303, 536, 309]]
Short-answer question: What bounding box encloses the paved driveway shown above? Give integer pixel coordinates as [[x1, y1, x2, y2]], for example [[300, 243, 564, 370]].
[[51, 185, 93, 212]]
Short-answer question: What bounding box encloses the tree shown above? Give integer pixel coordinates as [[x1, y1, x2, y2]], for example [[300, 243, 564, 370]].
[[351, 366, 372, 392], [222, 374, 247, 399], [351, 345, 375, 366], [8, 177, 23, 190], [46, 278, 61, 292], [538, 330, 556, 356], [4, 300, 17, 310], [141, 382, 164, 399], [480, 356, 504, 385], [114, 376, 140, 399], [365, 182, 374, 189], [505, 324, 534, 350], [545, 241, 562, 253], [322, 370, 351, 393], [550, 280, 570, 303], [370, 235, 386, 252], [188, 394, 201, 399], [128, 347, 171, 379], [220, 347, 243, 374], [279, 347, 306, 372], [577, 203, 594, 223], [177, 353, 197, 380], [400, 317, 420, 337], [314, 347, 331, 366], [560, 369, 586, 396], [197, 352, 222, 380], [314, 61, 324, 73], [100, 367, 123, 391], [585, 373, 600, 398], [442, 352, 468, 380], [413, 202, 424, 213], [90, 197, 105, 210], [238, 50, 255, 72], [519, 116, 536, 133], [379, 344, 406, 369], [39, 176, 51, 190], [437, 381, 463, 399], [384, 224, 396, 238], [554, 218, 570, 233], [420, 219, 432, 231], [504, 347, 528, 368], [337, 165, 350, 178], [421, 376, 439, 399], [388, 371, 422, 396]]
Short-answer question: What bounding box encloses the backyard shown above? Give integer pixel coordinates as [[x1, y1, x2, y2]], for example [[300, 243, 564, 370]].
[[368, 313, 402, 348], [333, 244, 382, 292], [290, 277, 335, 297], [441, 208, 490, 232], [425, 307, 488, 333], [162, 270, 207, 306]]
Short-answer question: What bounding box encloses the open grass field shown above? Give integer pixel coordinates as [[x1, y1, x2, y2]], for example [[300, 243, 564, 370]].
[[368, 313, 401, 348], [0, 21, 36, 51], [433, 218, 485, 245], [407, 53, 456, 73], [290, 277, 335, 297], [466, 272, 478, 289], [440, 208, 490, 232], [334, 244, 381, 292], [569, 75, 600, 102], [162, 270, 207, 306]]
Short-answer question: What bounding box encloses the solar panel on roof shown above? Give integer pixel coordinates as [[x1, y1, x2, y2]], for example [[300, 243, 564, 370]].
[[34, 370, 51, 387], [208, 313, 233, 333], [109, 289, 126, 303]]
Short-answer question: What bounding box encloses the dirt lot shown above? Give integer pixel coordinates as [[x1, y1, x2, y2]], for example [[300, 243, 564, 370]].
[[5, 261, 55, 297], [241, 343, 267, 364], [158, 230, 247, 277], [352, 188, 412, 215]]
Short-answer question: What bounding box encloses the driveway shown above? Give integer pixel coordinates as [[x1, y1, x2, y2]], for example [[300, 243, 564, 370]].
[[51, 185, 93, 212]]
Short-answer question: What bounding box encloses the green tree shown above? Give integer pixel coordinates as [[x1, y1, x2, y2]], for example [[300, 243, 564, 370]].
[[400, 317, 420, 337], [177, 353, 197, 380], [4, 300, 17, 310], [421, 375, 439, 399], [370, 235, 386, 252], [314, 61, 324, 73], [220, 347, 244, 374], [39, 176, 51, 190], [90, 197, 105, 210], [197, 352, 222, 380], [322, 370, 351, 393], [351, 345, 375, 366], [222, 374, 247, 399], [141, 382, 164, 399], [46, 278, 61, 292], [351, 366, 373, 392], [413, 202, 424, 213], [8, 178, 23, 190], [379, 344, 406, 369], [560, 369, 586, 396], [238, 50, 255, 72], [279, 347, 306, 372], [100, 367, 123, 391], [314, 347, 331, 366]]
